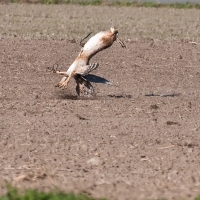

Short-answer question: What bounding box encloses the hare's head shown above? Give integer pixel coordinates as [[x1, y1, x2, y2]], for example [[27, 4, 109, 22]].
[[110, 27, 126, 48]]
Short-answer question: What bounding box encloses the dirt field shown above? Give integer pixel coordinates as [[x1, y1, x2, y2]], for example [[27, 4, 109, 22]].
[[1, 3, 200, 200]]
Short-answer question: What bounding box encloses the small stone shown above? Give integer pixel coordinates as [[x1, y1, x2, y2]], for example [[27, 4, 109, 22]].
[[87, 157, 100, 166]]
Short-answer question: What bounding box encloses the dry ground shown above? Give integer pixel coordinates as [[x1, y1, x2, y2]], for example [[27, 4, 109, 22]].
[[0, 4, 200, 200]]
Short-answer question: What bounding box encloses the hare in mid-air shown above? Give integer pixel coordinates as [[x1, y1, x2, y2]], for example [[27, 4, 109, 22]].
[[52, 27, 126, 96]]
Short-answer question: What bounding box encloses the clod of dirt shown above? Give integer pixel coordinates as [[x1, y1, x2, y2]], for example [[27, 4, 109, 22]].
[[150, 104, 159, 110], [76, 114, 88, 120], [166, 121, 180, 126]]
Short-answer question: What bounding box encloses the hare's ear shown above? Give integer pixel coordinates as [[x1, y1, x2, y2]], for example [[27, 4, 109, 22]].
[[116, 36, 126, 48]]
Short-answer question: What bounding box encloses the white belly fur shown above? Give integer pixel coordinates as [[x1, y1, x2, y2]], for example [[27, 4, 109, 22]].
[[66, 59, 87, 75], [83, 32, 105, 54]]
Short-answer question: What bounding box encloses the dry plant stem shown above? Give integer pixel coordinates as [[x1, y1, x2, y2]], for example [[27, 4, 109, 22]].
[[157, 145, 175, 150]]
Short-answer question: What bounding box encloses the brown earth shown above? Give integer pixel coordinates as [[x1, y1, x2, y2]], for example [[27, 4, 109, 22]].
[[1, 4, 200, 200]]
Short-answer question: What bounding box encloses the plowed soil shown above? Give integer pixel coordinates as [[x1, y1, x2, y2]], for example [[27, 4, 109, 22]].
[[0, 4, 200, 200]]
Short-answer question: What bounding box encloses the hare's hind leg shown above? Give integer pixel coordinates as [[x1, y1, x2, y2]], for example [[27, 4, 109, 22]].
[[75, 74, 94, 97]]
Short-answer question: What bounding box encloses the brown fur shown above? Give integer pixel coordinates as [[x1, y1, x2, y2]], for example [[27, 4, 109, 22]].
[[77, 52, 88, 62], [75, 75, 94, 96], [101, 33, 116, 49]]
